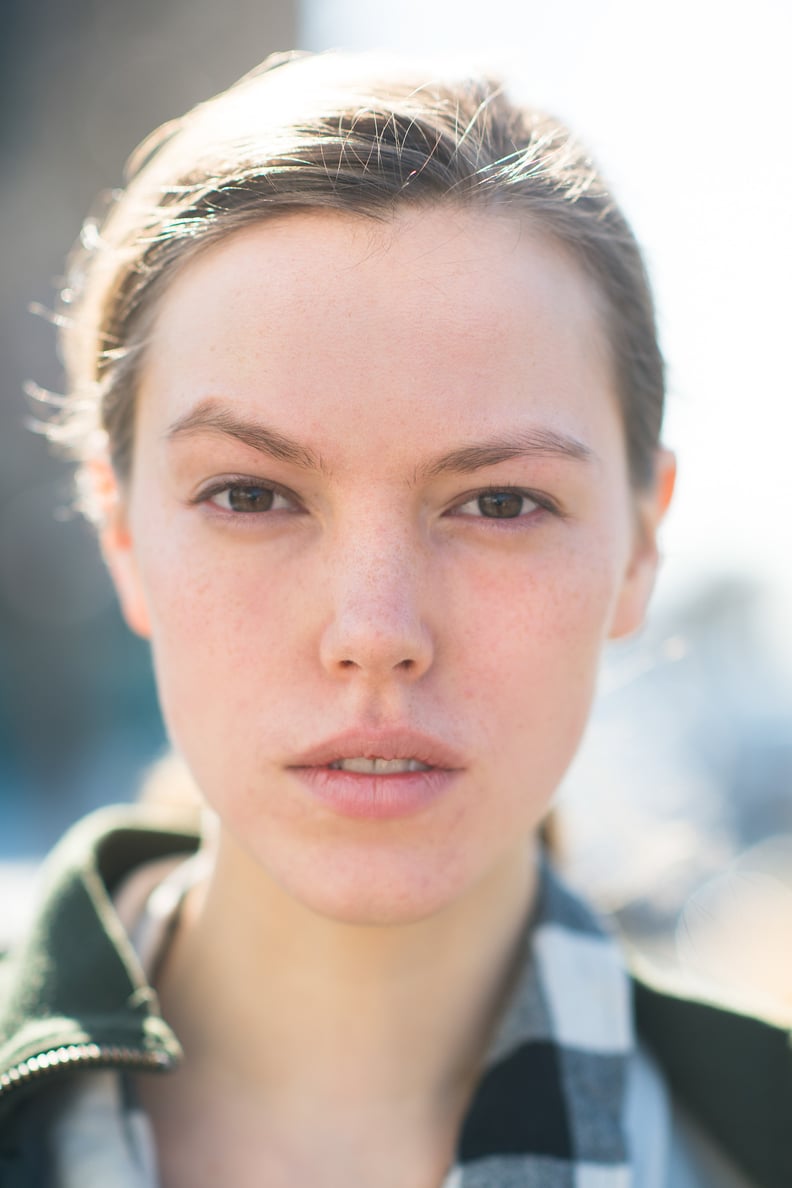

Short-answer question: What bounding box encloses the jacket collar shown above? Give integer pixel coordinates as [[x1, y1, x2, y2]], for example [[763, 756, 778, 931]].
[[0, 807, 197, 1117]]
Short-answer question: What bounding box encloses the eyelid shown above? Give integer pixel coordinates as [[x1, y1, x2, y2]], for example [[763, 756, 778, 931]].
[[448, 485, 561, 517], [190, 474, 303, 510]]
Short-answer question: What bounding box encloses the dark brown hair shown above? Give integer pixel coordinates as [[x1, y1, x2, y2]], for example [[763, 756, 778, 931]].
[[49, 51, 665, 503]]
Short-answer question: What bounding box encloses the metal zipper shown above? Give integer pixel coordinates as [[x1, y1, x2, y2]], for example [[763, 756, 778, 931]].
[[0, 1042, 172, 1100]]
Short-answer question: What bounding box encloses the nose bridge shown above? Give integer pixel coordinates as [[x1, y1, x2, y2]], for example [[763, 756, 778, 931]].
[[319, 514, 432, 679]]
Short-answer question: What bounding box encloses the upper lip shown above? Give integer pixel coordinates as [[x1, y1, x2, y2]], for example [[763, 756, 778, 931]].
[[288, 728, 467, 770]]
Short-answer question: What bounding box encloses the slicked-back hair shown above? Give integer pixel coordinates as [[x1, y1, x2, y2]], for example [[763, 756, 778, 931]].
[[49, 51, 665, 502]]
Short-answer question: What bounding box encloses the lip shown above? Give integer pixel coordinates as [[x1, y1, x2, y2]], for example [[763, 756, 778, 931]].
[[287, 727, 467, 771], [286, 728, 466, 821]]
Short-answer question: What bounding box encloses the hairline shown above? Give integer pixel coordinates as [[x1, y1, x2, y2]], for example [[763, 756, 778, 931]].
[[102, 198, 628, 492]]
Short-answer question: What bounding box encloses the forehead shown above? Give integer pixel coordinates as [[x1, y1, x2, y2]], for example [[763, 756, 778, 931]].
[[138, 207, 618, 453]]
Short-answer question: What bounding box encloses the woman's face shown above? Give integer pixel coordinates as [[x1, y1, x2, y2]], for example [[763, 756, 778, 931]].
[[106, 208, 668, 924]]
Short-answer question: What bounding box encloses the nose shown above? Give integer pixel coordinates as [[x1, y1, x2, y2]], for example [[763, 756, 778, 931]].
[[318, 535, 434, 683]]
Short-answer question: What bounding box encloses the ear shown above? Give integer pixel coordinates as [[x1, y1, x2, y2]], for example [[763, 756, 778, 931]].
[[89, 458, 152, 639], [608, 448, 676, 640]]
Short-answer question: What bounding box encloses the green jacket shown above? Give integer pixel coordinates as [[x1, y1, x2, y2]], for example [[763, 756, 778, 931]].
[[0, 806, 790, 1186]]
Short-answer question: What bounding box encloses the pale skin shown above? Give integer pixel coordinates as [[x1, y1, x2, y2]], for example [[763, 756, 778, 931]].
[[98, 207, 675, 1188]]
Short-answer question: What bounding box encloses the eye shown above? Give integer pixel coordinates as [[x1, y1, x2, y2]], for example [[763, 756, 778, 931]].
[[453, 489, 543, 519], [202, 482, 297, 514]]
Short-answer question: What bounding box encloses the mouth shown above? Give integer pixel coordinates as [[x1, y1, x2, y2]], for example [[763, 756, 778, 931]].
[[289, 728, 465, 773], [287, 729, 464, 820]]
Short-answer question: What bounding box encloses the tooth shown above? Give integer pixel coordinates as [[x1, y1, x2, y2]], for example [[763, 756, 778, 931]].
[[328, 757, 431, 774], [344, 757, 380, 774]]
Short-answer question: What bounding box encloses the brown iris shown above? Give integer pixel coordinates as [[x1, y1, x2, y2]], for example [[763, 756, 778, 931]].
[[227, 486, 276, 512], [477, 491, 526, 518]]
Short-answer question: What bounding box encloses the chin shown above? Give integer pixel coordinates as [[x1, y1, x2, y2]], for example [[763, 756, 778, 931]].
[[225, 823, 481, 928], [278, 849, 477, 928], [208, 779, 535, 930]]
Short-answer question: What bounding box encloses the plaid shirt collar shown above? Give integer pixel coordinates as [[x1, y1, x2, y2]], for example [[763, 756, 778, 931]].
[[447, 856, 632, 1187]]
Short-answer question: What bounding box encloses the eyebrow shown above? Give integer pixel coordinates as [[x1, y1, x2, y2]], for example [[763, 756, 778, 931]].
[[165, 400, 325, 472], [166, 399, 595, 477], [417, 428, 594, 480]]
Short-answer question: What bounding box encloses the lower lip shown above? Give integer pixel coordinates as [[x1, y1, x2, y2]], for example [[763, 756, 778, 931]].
[[289, 766, 459, 820]]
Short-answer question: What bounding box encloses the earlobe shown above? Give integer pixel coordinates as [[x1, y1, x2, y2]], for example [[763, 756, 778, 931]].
[[608, 448, 676, 641], [89, 458, 152, 640]]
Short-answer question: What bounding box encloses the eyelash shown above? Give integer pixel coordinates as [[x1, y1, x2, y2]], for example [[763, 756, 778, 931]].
[[193, 479, 561, 522], [193, 477, 303, 515], [449, 486, 560, 522]]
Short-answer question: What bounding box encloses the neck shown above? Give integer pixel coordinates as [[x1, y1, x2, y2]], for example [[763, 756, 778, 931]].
[[154, 826, 538, 1112]]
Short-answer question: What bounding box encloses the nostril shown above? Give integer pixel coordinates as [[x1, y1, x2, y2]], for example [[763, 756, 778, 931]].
[[320, 613, 433, 680]]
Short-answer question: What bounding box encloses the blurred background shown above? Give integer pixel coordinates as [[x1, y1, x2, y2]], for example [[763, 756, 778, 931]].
[[1, 0, 791, 1002]]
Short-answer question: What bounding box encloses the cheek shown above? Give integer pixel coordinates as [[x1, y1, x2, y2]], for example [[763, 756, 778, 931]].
[[453, 533, 620, 679], [133, 522, 308, 759], [446, 535, 623, 774]]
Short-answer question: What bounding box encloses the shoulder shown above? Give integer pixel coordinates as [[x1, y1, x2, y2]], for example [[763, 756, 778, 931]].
[[630, 958, 792, 1188], [0, 808, 199, 1130], [627, 1039, 759, 1187]]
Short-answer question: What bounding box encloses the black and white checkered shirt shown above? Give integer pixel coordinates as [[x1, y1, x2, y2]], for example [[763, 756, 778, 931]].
[[443, 858, 631, 1187]]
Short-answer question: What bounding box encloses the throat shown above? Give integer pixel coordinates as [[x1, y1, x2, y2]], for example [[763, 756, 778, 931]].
[[147, 826, 538, 1119], [139, 1067, 466, 1188]]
